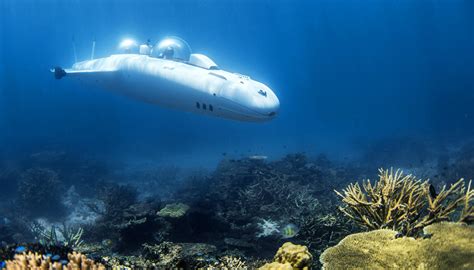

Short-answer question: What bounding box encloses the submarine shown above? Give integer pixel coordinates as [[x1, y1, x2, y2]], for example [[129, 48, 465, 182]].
[[52, 36, 280, 122]]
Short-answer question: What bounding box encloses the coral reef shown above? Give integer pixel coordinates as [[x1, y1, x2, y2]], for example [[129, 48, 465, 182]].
[[97, 183, 138, 222], [320, 222, 474, 270], [0, 152, 360, 265], [209, 255, 247, 269], [175, 153, 358, 259], [335, 168, 473, 236], [4, 251, 104, 270], [82, 182, 161, 252], [24, 151, 110, 198], [140, 242, 217, 268], [124, 165, 185, 200], [259, 242, 313, 270], [86, 200, 167, 253], [17, 168, 65, 219], [62, 186, 104, 226], [99, 249, 253, 270], [3, 150, 474, 270], [157, 203, 190, 218]]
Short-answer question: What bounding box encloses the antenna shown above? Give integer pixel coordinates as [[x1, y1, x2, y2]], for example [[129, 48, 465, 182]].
[[90, 38, 96, 60], [72, 36, 78, 63]]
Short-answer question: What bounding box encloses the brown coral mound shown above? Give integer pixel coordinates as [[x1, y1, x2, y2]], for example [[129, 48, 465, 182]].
[[259, 242, 313, 270], [335, 168, 473, 236], [259, 261, 293, 270], [319, 222, 474, 270], [5, 251, 105, 270]]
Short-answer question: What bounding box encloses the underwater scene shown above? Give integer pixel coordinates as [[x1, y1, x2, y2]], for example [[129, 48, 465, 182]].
[[0, 0, 473, 269]]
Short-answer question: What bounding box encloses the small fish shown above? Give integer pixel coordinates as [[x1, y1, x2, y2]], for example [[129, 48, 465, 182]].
[[0, 261, 6, 269], [14, 246, 26, 253], [51, 255, 60, 261], [60, 260, 69, 265], [102, 239, 113, 246], [248, 155, 268, 160], [281, 224, 299, 239]]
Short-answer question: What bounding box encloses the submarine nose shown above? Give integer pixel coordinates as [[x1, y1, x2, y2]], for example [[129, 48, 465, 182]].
[[266, 92, 280, 118], [256, 87, 279, 118]]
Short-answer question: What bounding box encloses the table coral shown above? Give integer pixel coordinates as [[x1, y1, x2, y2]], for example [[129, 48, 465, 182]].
[[320, 222, 474, 270]]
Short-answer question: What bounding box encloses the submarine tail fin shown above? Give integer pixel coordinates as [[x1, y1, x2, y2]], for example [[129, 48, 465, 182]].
[[51, 67, 67, 79]]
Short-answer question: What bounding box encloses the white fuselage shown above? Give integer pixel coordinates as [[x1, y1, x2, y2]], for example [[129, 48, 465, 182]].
[[65, 54, 280, 122]]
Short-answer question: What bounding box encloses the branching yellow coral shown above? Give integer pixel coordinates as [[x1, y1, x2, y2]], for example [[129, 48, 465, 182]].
[[413, 178, 465, 231], [459, 180, 474, 223], [335, 168, 472, 236]]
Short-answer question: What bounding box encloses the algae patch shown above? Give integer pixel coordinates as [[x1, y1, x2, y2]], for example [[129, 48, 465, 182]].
[[157, 203, 190, 218]]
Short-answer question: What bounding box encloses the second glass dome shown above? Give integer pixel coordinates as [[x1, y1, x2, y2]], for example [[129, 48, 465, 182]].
[[152, 36, 192, 61]]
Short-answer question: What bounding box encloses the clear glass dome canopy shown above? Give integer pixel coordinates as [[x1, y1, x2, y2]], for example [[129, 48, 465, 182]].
[[117, 39, 139, 54], [152, 36, 192, 61]]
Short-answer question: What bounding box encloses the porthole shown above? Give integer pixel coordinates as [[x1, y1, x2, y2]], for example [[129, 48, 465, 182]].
[[196, 102, 200, 109], [209, 105, 213, 111], [203, 104, 207, 110]]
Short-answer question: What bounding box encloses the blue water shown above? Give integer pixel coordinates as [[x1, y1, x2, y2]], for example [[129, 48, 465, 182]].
[[1, 0, 473, 167]]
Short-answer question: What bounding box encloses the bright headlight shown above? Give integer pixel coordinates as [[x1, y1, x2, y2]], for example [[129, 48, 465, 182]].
[[118, 38, 138, 53]]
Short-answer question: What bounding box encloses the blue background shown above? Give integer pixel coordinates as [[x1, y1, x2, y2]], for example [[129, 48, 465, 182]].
[[1, 0, 473, 167]]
